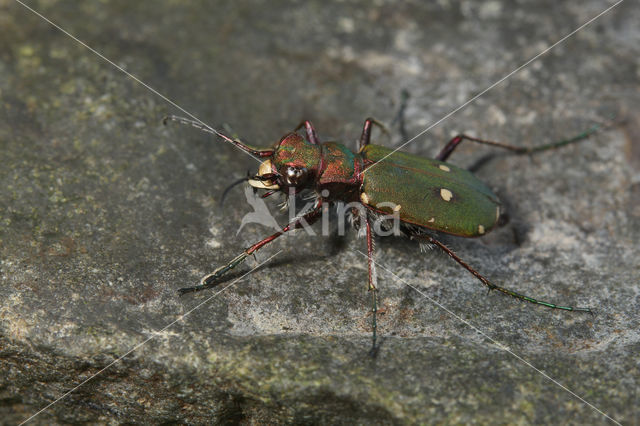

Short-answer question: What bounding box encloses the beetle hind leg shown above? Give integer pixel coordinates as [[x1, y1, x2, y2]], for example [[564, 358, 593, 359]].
[[436, 122, 605, 162], [411, 233, 594, 314]]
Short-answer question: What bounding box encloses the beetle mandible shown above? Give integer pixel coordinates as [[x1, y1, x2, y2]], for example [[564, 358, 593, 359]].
[[164, 114, 600, 351]]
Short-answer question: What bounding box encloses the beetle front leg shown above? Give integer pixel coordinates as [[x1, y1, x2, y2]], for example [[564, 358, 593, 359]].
[[178, 204, 322, 295], [411, 234, 593, 313]]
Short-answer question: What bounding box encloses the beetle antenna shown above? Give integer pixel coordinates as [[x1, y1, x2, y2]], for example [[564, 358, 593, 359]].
[[163, 115, 274, 158]]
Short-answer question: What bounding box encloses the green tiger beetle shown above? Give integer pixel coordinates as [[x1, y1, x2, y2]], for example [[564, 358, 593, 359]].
[[164, 114, 602, 352]]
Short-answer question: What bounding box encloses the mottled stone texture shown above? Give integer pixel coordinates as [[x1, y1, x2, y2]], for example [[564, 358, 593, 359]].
[[1, 0, 638, 424]]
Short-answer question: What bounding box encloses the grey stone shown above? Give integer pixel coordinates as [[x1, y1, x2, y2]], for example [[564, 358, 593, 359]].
[[1, 0, 638, 424]]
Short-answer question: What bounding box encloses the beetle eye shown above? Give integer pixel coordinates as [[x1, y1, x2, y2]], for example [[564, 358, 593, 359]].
[[284, 166, 308, 186]]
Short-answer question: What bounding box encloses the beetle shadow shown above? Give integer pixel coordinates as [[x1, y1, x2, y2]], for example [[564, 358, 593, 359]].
[[464, 151, 537, 248], [466, 151, 509, 174], [327, 228, 351, 256]]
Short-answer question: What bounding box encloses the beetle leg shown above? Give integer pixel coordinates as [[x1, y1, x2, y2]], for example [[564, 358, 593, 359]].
[[359, 117, 390, 150], [436, 123, 604, 162], [412, 234, 594, 314], [178, 203, 322, 295], [363, 210, 380, 355], [436, 134, 519, 161], [294, 120, 320, 145]]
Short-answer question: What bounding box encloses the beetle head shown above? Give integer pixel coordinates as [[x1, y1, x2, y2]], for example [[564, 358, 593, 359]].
[[248, 133, 321, 192]]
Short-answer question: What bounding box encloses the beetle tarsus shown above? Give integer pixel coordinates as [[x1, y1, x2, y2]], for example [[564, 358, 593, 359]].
[[177, 285, 202, 296], [177, 272, 225, 295], [368, 341, 380, 358], [178, 253, 249, 296]]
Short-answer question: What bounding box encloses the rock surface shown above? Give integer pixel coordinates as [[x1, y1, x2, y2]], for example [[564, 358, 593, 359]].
[[1, 0, 639, 424]]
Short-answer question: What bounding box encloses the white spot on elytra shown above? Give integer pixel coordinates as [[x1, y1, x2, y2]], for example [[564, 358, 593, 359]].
[[478, 225, 485, 234], [360, 192, 370, 204], [428, 217, 435, 223], [393, 204, 402, 212], [440, 188, 453, 201], [439, 164, 450, 172]]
